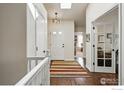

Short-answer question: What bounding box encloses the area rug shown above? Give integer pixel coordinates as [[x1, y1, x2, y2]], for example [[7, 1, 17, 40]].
[[50, 61, 91, 77]]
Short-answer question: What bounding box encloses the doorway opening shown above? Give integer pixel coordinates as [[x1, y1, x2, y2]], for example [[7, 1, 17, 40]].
[[74, 32, 83, 57], [74, 32, 86, 68]]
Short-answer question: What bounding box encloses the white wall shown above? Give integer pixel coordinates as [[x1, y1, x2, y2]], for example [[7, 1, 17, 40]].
[[48, 20, 74, 61], [75, 27, 86, 57], [86, 3, 118, 71], [0, 4, 27, 85]]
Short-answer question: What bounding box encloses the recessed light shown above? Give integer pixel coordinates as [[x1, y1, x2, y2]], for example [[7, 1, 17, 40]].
[[60, 3, 72, 9]]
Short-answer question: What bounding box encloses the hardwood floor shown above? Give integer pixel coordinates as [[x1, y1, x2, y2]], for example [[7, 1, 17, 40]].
[[50, 59, 118, 85], [50, 73, 117, 85]]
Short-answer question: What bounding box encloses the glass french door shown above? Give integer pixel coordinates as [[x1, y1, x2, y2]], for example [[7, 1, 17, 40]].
[[95, 24, 115, 73]]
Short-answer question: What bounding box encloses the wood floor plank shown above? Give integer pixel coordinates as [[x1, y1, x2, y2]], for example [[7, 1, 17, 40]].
[[50, 60, 118, 85]]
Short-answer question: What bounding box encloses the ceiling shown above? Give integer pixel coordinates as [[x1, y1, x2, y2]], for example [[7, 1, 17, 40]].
[[44, 3, 88, 27]]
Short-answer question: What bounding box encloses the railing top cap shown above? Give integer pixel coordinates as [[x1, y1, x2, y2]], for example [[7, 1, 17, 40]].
[[16, 57, 49, 85]]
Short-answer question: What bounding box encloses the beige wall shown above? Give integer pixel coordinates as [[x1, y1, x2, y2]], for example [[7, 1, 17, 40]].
[[64, 21, 74, 61], [75, 26, 85, 32], [0, 4, 27, 85]]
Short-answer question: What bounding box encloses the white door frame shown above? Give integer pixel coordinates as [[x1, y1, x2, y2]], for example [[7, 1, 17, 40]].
[[91, 4, 122, 84], [119, 3, 124, 85], [93, 23, 115, 73], [91, 25, 96, 72]]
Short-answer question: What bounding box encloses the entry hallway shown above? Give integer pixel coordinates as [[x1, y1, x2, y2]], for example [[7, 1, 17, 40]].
[[50, 59, 118, 85]]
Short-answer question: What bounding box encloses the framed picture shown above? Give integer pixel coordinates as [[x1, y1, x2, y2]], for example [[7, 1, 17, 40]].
[[98, 35, 104, 42], [106, 33, 112, 43], [86, 34, 90, 42], [107, 33, 112, 39]]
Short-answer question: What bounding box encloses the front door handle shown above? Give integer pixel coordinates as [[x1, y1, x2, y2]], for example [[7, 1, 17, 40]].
[[43, 50, 45, 53], [62, 44, 64, 47]]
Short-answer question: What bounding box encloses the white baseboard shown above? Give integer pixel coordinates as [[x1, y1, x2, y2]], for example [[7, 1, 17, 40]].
[[65, 59, 75, 61]]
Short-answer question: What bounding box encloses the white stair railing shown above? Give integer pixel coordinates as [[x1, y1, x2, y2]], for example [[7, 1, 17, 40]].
[[27, 57, 46, 72], [16, 57, 50, 85]]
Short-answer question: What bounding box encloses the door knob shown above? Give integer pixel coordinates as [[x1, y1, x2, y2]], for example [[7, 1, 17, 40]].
[[43, 50, 46, 53]]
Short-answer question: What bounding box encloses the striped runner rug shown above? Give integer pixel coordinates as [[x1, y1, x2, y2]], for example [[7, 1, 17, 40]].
[[50, 61, 91, 77]]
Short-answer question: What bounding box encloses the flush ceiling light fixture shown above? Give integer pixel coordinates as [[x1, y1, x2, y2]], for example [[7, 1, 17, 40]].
[[60, 3, 72, 9], [52, 12, 61, 24]]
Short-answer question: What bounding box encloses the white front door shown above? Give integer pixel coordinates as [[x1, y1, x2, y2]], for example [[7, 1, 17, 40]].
[[51, 30, 64, 60], [95, 24, 115, 73], [36, 14, 46, 57]]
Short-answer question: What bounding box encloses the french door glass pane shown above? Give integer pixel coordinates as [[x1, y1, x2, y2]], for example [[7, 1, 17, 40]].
[[96, 24, 113, 68], [97, 59, 104, 66], [97, 51, 104, 58], [105, 33, 112, 43], [97, 41, 104, 58], [105, 59, 112, 67], [105, 50, 112, 58]]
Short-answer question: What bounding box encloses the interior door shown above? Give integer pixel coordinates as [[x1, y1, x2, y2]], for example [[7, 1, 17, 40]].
[[36, 13, 46, 57], [95, 24, 115, 73], [51, 29, 64, 60]]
